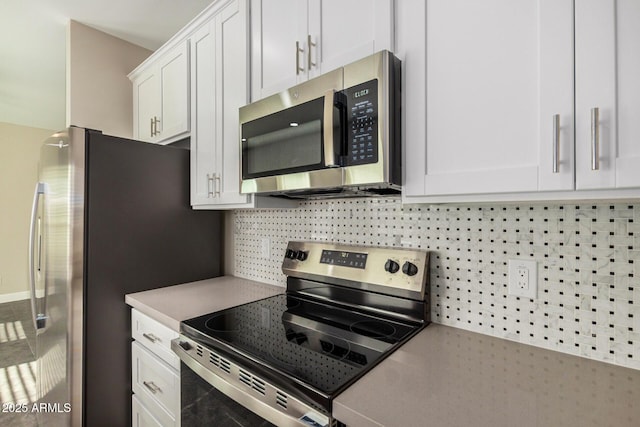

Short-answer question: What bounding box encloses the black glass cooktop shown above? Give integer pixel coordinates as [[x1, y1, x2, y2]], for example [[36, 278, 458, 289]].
[[181, 294, 420, 395]]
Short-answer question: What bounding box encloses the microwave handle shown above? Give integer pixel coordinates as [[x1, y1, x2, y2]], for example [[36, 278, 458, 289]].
[[323, 90, 338, 167]]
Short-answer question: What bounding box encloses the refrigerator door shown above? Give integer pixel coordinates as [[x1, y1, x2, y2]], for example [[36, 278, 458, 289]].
[[35, 127, 86, 426]]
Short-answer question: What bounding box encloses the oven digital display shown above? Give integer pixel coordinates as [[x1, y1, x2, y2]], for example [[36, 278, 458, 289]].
[[320, 250, 367, 269]]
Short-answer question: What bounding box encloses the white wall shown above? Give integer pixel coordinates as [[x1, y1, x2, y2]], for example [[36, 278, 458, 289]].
[[0, 122, 55, 301], [66, 20, 152, 138]]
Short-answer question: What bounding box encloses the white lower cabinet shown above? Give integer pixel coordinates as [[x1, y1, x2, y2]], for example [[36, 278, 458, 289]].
[[132, 395, 170, 427], [131, 309, 180, 426]]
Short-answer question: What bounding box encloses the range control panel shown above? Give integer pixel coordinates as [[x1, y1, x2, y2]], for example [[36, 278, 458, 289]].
[[282, 241, 429, 300]]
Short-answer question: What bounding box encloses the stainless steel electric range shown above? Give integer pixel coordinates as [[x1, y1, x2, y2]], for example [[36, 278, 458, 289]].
[[172, 242, 429, 427]]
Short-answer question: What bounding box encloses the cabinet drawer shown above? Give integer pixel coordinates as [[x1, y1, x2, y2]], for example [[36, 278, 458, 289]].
[[132, 341, 180, 418], [132, 394, 176, 427], [132, 309, 180, 369]]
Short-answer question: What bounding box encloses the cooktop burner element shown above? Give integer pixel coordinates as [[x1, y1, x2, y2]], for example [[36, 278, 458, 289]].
[[349, 320, 397, 339], [175, 242, 429, 426]]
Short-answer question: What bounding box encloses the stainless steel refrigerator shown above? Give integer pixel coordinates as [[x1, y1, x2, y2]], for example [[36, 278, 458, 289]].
[[28, 127, 222, 426]]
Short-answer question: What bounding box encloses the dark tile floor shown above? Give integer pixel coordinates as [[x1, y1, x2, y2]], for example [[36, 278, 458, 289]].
[[0, 300, 38, 427]]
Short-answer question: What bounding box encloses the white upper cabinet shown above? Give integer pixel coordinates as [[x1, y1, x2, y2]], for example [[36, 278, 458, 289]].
[[250, 0, 307, 98], [401, 0, 573, 198], [307, 0, 394, 78], [575, 0, 640, 190], [191, 0, 256, 208], [130, 42, 190, 144], [401, 0, 640, 201], [251, 0, 394, 101], [190, 0, 294, 209]]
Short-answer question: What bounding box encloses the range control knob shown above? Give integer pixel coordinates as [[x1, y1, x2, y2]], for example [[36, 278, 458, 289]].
[[296, 250, 309, 261], [178, 341, 192, 351], [402, 261, 419, 276], [384, 259, 400, 274], [285, 249, 296, 259]]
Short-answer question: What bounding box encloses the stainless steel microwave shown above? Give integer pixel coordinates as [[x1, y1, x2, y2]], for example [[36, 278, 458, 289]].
[[239, 50, 401, 198]]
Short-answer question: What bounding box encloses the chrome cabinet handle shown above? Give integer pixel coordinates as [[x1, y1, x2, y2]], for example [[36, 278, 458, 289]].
[[143, 381, 161, 394], [214, 174, 221, 197], [552, 114, 560, 173], [296, 41, 304, 75], [591, 107, 600, 170], [150, 118, 154, 137], [207, 173, 215, 198], [142, 333, 159, 343], [151, 116, 161, 136], [307, 35, 316, 70]]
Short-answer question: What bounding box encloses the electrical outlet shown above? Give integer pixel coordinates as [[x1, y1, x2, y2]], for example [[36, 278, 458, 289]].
[[260, 238, 271, 259], [508, 259, 537, 300]]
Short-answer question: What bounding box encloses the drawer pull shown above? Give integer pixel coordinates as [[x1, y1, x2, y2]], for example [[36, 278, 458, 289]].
[[142, 333, 159, 343], [143, 381, 162, 394]]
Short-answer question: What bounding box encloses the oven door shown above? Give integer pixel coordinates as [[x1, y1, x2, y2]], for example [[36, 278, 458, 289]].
[[180, 361, 275, 427], [172, 338, 331, 427], [240, 70, 345, 195]]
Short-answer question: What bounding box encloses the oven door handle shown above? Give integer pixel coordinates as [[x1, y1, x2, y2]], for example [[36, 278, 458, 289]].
[[322, 90, 338, 168], [171, 338, 330, 427]]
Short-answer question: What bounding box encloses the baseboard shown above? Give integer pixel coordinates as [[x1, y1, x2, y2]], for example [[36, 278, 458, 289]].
[[0, 291, 30, 304]]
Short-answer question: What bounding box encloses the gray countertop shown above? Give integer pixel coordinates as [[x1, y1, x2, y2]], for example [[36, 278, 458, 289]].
[[126, 279, 640, 426], [334, 323, 640, 427], [125, 275, 283, 331]]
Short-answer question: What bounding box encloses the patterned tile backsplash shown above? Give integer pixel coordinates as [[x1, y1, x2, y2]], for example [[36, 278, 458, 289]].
[[232, 197, 640, 370]]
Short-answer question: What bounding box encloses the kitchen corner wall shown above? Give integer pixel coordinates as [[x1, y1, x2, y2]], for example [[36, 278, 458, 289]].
[[66, 20, 152, 139], [231, 197, 640, 370]]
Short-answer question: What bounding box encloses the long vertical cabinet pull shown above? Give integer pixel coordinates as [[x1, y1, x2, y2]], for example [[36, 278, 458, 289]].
[[307, 35, 316, 70], [591, 107, 600, 170], [552, 114, 560, 173], [206, 173, 215, 198], [154, 116, 161, 136], [214, 174, 221, 197], [296, 41, 304, 75], [150, 118, 154, 137]]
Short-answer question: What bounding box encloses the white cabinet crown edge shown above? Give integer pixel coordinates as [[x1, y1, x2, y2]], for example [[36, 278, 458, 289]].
[[128, 0, 238, 80]]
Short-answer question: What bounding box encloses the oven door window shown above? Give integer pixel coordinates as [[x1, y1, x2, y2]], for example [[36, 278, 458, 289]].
[[242, 97, 328, 179], [181, 362, 275, 427]]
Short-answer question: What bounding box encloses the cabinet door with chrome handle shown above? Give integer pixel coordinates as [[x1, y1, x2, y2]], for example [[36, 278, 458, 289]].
[[575, 0, 640, 190]]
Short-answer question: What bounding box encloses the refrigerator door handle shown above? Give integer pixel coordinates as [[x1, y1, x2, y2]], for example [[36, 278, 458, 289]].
[[29, 182, 47, 330]]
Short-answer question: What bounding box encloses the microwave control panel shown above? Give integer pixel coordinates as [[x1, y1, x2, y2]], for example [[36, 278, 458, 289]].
[[344, 79, 378, 166]]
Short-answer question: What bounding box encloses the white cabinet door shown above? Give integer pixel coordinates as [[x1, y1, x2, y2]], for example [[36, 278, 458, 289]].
[[403, 0, 574, 197], [250, 0, 308, 100], [134, 72, 159, 143], [575, 0, 640, 189], [251, 0, 394, 101], [157, 42, 190, 142], [191, 0, 255, 208], [307, 0, 394, 79], [214, 0, 253, 205], [130, 41, 189, 144], [190, 22, 217, 206]]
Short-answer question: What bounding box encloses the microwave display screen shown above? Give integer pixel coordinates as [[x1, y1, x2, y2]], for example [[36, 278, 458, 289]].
[[242, 98, 325, 178], [344, 79, 378, 166]]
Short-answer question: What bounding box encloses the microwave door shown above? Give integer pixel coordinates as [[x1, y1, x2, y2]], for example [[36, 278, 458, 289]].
[[240, 92, 344, 195]]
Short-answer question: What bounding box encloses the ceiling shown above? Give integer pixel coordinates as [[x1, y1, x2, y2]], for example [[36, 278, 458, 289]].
[[0, 0, 214, 131]]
